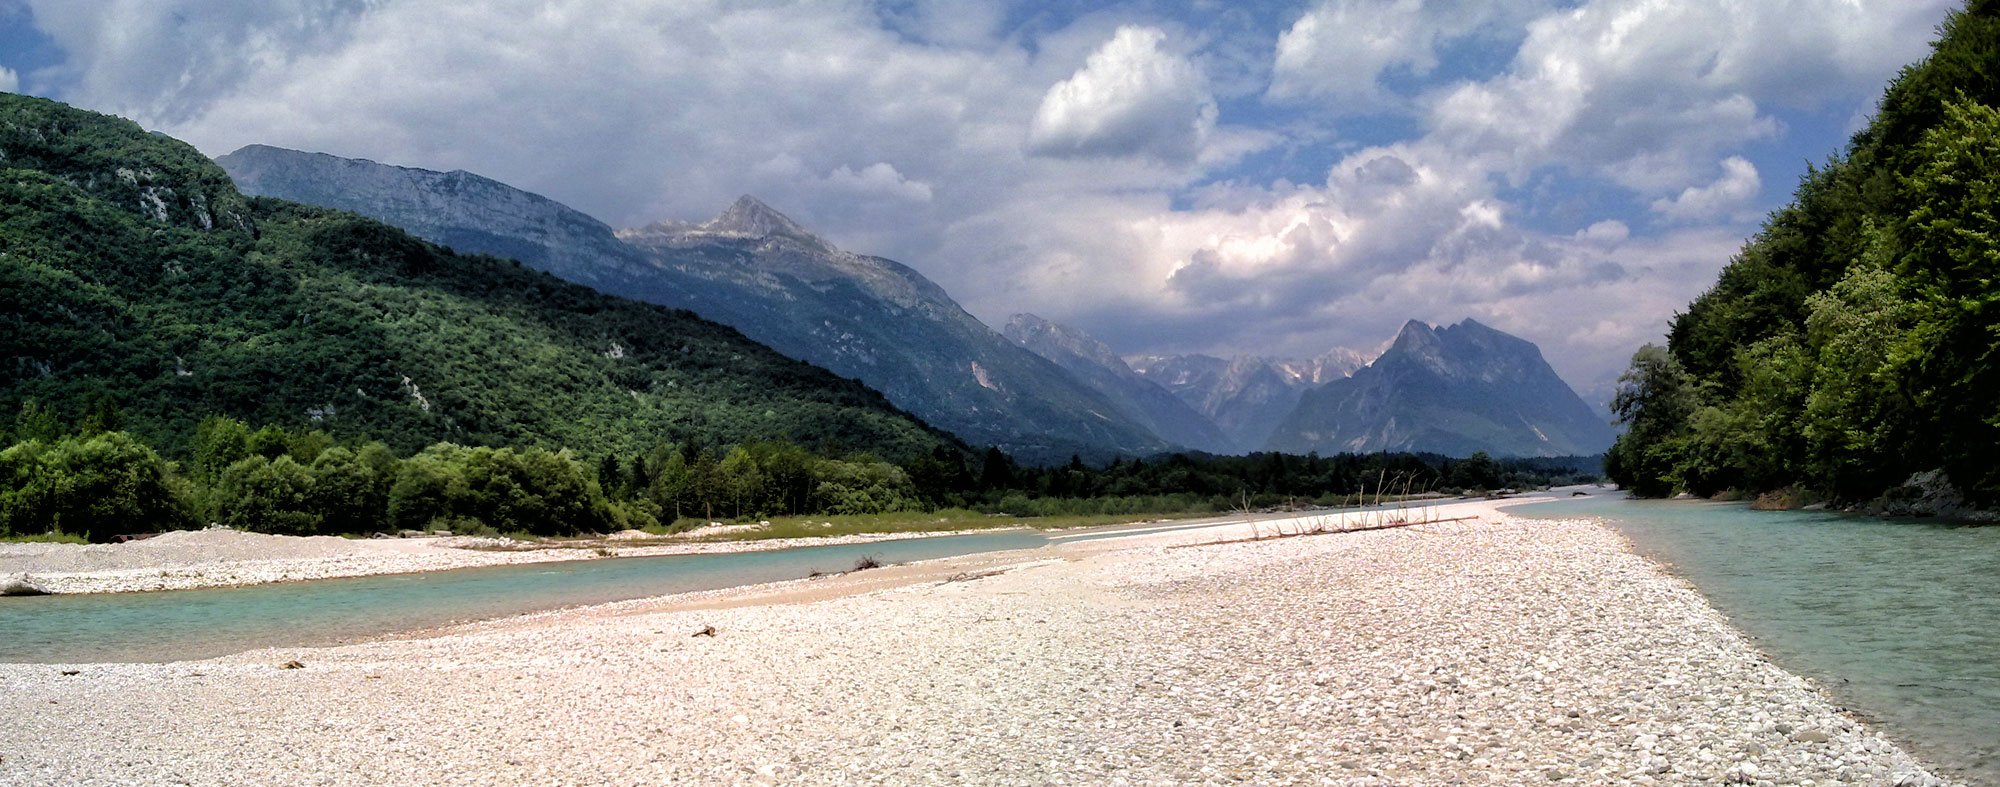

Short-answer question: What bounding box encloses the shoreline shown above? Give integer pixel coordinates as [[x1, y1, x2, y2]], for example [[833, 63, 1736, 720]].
[[0, 499, 1954, 785], [1505, 495, 1982, 785], [0, 507, 1355, 596], [0, 523, 1063, 596]]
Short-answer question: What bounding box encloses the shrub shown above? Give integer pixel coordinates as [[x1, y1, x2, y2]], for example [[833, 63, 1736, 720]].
[[212, 455, 320, 535], [0, 432, 191, 540]]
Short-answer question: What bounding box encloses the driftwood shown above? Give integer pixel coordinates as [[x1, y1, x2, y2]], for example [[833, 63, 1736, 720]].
[[1173, 515, 1480, 550]]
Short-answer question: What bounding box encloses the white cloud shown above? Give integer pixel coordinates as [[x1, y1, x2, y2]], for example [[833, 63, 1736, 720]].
[[824, 162, 934, 203], [1027, 26, 1216, 162], [1423, 0, 1949, 196], [1268, 0, 1433, 105], [1267, 0, 1550, 107], [0, 66, 18, 93], [21, 0, 373, 125], [1574, 220, 1628, 246], [1651, 157, 1761, 222]]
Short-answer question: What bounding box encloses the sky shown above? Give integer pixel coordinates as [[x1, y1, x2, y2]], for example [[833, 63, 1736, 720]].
[[0, 0, 1962, 405]]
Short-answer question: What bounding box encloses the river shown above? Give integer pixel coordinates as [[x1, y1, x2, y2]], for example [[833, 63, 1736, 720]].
[[0, 515, 1256, 665]]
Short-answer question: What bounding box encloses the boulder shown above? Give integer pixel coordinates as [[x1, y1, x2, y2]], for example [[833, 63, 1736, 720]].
[[0, 574, 51, 596]]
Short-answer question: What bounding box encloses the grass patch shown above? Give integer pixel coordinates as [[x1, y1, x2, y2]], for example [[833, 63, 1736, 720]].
[[1, 531, 91, 544]]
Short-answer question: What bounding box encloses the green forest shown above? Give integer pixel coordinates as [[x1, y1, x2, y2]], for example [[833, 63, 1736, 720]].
[[0, 404, 1593, 540], [1607, 2, 2000, 506]]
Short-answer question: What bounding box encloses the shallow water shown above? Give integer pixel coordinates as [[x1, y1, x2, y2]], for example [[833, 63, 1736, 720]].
[[0, 505, 1426, 665], [1513, 495, 2000, 784], [0, 529, 1051, 664]]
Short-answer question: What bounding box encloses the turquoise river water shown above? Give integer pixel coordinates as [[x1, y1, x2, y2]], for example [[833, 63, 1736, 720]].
[[0, 529, 1050, 664], [0, 515, 1251, 665], [1513, 495, 2000, 785]]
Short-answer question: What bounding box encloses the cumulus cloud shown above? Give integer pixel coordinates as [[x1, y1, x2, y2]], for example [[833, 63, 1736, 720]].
[[1574, 220, 1629, 246], [0, 66, 17, 93], [1651, 157, 1761, 222], [1027, 26, 1216, 162], [20, 0, 373, 125], [1267, 0, 1549, 107], [1422, 0, 1949, 195]]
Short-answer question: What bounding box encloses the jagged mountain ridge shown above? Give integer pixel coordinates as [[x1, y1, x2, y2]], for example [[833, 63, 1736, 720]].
[[1127, 349, 1370, 451], [1262, 319, 1615, 458], [222, 147, 1171, 462], [1002, 314, 1236, 454], [216, 145, 652, 289]]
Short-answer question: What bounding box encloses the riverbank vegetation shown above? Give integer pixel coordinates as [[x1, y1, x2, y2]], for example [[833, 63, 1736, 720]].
[[0, 409, 1596, 542], [1608, 2, 2000, 506]]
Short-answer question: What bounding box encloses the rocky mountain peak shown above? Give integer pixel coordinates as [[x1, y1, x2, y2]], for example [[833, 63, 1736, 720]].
[[1389, 320, 1448, 368], [1265, 317, 1615, 457], [704, 195, 817, 241]]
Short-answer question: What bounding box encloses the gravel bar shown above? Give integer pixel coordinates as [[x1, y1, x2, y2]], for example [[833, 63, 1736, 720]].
[[0, 504, 1953, 785], [0, 526, 1016, 595]]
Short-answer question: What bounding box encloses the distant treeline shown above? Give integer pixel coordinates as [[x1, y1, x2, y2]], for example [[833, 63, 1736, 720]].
[[0, 403, 1598, 541], [1607, 4, 2000, 504]]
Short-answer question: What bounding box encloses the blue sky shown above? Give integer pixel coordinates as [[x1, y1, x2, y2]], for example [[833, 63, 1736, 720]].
[[0, 0, 1960, 404]]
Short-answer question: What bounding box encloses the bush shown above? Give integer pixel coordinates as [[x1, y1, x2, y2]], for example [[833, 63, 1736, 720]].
[[212, 455, 320, 535], [0, 432, 191, 540], [386, 443, 612, 535]]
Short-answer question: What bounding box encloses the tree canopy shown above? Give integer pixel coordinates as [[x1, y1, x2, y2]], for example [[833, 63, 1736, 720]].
[[1611, 3, 2000, 503]]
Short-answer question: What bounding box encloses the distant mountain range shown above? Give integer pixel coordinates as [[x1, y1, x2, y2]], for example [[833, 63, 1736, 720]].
[[221, 146, 1170, 463], [1002, 314, 1236, 454], [1127, 351, 1371, 451], [219, 144, 1612, 462], [1264, 319, 1616, 458]]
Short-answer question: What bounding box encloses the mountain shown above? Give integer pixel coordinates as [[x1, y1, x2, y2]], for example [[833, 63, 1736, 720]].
[[1128, 349, 1370, 451], [222, 146, 1171, 462], [1002, 314, 1236, 454], [1263, 319, 1615, 458], [215, 145, 652, 289], [2, 94, 957, 462], [614, 201, 1170, 462]]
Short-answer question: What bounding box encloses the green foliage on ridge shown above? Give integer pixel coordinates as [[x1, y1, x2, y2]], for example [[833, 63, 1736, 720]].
[[0, 92, 959, 467], [1609, 2, 2000, 502]]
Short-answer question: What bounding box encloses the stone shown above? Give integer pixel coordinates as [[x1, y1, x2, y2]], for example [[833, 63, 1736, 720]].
[[0, 574, 51, 596]]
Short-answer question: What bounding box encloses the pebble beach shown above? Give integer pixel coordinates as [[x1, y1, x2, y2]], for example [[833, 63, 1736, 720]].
[[0, 525, 1012, 595], [0, 500, 1955, 785]]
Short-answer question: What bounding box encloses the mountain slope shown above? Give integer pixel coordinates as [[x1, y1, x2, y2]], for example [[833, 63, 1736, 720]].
[[1003, 314, 1236, 454], [2, 94, 957, 462], [1264, 319, 1614, 458], [216, 144, 653, 289], [1612, 2, 2000, 501], [1128, 350, 1369, 450], [222, 146, 1171, 462]]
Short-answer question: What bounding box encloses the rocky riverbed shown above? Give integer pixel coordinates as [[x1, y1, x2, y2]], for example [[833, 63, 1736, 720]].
[[0, 503, 1953, 785], [0, 525, 1011, 595]]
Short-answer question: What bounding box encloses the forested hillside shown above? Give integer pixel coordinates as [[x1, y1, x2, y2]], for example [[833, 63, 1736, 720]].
[[0, 93, 957, 464], [1607, 1, 2000, 504]]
